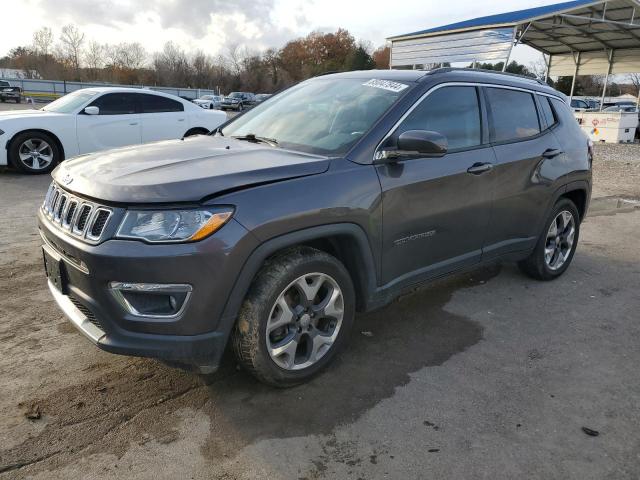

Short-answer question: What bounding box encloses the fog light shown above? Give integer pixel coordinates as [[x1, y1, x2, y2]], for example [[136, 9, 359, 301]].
[[109, 282, 192, 319]]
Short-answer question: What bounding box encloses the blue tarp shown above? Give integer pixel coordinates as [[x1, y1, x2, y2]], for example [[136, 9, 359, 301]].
[[388, 0, 600, 39]]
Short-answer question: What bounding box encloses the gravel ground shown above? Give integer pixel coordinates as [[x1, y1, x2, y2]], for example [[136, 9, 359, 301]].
[[592, 143, 640, 198], [0, 112, 639, 479]]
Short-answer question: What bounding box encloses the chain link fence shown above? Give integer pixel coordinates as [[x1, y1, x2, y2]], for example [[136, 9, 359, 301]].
[[3, 77, 220, 102]]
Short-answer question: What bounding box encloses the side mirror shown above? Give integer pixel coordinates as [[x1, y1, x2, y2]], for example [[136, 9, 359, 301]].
[[375, 130, 448, 163], [84, 106, 99, 115]]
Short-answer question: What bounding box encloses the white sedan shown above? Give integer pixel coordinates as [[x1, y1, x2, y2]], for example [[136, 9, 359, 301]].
[[193, 95, 222, 110], [0, 87, 227, 174]]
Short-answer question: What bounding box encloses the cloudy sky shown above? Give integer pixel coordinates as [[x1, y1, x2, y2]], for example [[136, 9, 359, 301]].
[[1, 0, 557, 64]]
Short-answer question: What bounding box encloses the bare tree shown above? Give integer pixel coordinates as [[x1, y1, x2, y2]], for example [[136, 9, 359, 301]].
[[85, 41, 104, 69], [153, 42, 190, 86], [529, 55, 548, 80], [629, 73, 640, 101], [59, 24, 85, 79], [32, 27, 53, 57]]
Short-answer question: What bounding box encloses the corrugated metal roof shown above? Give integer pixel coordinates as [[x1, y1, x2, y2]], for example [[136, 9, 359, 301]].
[[388, 0, 602, 40]]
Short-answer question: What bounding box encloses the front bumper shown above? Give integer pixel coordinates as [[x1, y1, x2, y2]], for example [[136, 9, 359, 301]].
[[48, 279, 226, 366], [39, 208, 258, 367]]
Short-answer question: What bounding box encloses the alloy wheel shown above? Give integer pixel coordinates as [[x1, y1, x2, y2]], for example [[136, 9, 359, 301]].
[[544, 210, 575, 270], [18, 138, 54, 170], [266, 272, 344, 371]]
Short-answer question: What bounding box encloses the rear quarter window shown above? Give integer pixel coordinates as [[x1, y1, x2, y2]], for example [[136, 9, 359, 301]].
[[538, 96, 557, 128], [486, 88, 541, 143]]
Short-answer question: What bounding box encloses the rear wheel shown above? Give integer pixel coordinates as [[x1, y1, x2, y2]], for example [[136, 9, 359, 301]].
[[232, 247, 355, 387], [9, 131, 61, 174], [518, 198, 580, 280]]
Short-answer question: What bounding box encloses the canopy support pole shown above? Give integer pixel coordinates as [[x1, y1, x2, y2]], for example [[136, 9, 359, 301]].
[[502, 26, 521, 72], [544, 54, 552, 82], [600, 49, 614, 111], [569, 51, 581, 103]]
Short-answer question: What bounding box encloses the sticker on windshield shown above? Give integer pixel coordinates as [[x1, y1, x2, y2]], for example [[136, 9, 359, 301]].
[[362, 79, 409, 93]]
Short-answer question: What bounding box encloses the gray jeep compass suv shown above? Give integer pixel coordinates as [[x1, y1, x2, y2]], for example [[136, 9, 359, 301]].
[[39, 69, 592, 386]]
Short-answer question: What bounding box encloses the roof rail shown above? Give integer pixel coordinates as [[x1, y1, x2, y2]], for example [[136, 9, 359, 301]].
[[424, 67, 546, 86]]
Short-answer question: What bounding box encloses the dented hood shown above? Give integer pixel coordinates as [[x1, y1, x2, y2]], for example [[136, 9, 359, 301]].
[[53, 135, 330, 203]]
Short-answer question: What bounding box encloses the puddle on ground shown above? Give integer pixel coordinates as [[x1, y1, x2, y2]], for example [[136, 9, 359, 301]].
[[588, 196, 640, 217], [0, 265, 499, 477]]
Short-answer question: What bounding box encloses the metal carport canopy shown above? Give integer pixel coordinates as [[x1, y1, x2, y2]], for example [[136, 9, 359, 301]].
[[388, 0, 640, 77]]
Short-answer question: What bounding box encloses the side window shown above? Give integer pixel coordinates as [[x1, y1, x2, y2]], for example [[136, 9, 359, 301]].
[[139, 94, 184, 113], [538, 96, 557, 129], [396, 86, 482, 151], [90, 93, 138, 115], [550, 98, 581, 129], [486, 88, 540, 142]]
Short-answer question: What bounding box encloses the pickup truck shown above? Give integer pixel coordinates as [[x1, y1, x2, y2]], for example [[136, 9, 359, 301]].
[[0, 80, 23, 103]]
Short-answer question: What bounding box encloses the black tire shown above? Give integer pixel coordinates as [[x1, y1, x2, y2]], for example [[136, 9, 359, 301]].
[[232, 246, 356, 387], [518, 198, 580, 281], [0, 97, 5, 103], [16, 96, 21, 104], [9, 131, 61, 174], [238, 103, 244, 112]]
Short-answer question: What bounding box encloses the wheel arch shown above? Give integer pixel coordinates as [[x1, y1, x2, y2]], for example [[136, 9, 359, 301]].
[[6, 128, 66, 166], [560, 184, 589, 221], [183, 127, 209, 137], [220, 224, 378, 330]]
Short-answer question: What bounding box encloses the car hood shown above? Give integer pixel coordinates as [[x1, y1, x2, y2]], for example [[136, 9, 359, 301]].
[[0, 109, 55, 119], [53, 135, 331, 204]]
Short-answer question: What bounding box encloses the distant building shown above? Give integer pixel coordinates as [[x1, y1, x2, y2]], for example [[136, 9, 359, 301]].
[[0, 68, 40, 79]]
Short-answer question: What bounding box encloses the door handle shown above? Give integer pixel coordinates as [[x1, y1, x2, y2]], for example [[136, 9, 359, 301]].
[[467, 162, 494, 175], [178, 118, 185, 122], [129, 122, 138, 126], [542, 148, 563, 158]]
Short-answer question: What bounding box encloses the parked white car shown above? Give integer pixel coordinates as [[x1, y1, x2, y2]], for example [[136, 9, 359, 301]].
[[0, 87, 227, 174], [193, 95, 222, 110]]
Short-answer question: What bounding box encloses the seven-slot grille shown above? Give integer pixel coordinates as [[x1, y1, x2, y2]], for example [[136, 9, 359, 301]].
[[42, 183, 113, 242]]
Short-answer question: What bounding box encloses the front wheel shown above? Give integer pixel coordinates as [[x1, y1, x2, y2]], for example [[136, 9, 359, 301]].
[[9, 131, 61, 174], [518, 198, 580, 280], [232, 247, 355, 387]]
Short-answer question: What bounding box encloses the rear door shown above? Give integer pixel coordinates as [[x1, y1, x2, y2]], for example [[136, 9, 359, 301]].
[[376, 85, 495, 286], [76, 92, 142, 154], [482, 86, 565, 260], [139, 93, 186, 143]]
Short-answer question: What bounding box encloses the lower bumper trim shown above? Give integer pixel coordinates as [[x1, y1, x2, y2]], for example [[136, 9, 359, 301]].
[[48, 280, 105, 343]]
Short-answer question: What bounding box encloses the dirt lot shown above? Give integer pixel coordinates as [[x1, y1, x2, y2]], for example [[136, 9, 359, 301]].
[[0, 133, 639, 478]]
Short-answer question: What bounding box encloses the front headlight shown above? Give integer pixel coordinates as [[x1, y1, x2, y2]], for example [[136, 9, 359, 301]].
[[116, 208, 233, 243]]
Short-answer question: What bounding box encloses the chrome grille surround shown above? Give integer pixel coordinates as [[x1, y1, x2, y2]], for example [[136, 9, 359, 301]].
[[42, 182, 114, 243]]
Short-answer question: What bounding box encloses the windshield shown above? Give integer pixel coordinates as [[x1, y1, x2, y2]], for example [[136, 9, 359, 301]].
[[200, 95, 214, 100], [222, 78, 409, 155], [42, 90, 97, 113], [228, 92, 243, 98]]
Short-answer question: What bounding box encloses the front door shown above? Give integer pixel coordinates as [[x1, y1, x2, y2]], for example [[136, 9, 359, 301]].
[[76, 92, 142, 154], [376, 85, 495, 287]]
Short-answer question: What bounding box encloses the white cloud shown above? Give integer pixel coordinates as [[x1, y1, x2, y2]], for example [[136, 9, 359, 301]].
[[1, 0, 551, 65]]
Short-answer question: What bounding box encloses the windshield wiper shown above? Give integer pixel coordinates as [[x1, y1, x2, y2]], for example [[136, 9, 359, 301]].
[[232, 133, 278, 147]]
